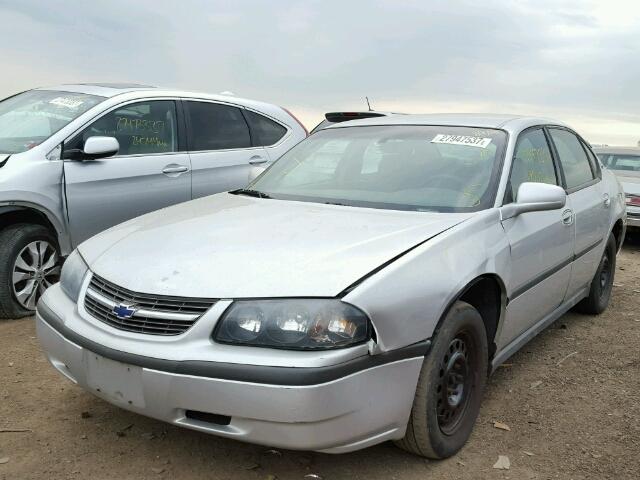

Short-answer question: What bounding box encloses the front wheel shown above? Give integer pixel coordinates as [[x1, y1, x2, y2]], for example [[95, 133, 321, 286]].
[[0, 224, 61, 319], [395, 301, 488, 458], [574, 234, 617, 315]]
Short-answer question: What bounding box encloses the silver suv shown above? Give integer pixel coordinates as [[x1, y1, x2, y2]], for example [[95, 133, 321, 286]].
[[0, 83, 307, 318]]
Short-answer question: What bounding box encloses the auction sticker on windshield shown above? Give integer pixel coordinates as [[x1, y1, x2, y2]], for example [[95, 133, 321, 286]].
[[431, 134, 492, 148], [49, 97, 85, 109]]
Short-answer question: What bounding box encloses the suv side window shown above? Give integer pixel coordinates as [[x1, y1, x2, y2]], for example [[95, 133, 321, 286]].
[[186, 101, 251, 151], [243, 110, 287, 146], [66, 101, 178, 156], [549, 128, 595, 189], [506, 128, 557, 203]]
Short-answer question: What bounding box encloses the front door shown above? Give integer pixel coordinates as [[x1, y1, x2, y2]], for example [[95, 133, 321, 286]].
[[63, 100, 191, 245], [498, 127, 575, 349], [547, 128, 607, 298]]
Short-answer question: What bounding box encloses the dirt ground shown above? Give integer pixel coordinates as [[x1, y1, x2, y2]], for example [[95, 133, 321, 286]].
[[1, 239, 639, 480]]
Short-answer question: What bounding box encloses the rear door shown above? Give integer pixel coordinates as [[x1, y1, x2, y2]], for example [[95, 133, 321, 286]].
[[498, 127, 574, 347], [184, 101, 268, 198], [547, 128, 608, 298], [63, 99, 191, 245]]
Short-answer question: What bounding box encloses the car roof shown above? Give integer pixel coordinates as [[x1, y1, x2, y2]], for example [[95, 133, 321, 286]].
[[35, 83, 158, 97], [32, 84, 295, 127], [325, 113, 569, 134], [592, 146, 640, 155]]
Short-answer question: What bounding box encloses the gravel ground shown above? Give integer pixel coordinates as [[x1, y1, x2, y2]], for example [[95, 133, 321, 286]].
[[1, 238, 639, 480]]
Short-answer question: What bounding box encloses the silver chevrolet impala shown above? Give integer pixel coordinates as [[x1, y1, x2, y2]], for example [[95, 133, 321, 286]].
[[36, 114, 626, 458]]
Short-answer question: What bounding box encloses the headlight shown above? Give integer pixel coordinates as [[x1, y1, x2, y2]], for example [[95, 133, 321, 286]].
[[60, 250, 89, 302], [214, 299, 371, 350]]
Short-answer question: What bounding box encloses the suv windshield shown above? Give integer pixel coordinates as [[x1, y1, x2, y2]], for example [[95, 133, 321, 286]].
[[0, 90, 104, 153], [248, 125, 507, 212]]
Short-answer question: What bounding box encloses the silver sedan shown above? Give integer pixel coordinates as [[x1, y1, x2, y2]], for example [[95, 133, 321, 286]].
[[36, 114, 626, 458]]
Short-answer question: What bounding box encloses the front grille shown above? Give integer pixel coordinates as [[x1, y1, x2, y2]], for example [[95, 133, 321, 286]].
[[84, 274, 217, 335]]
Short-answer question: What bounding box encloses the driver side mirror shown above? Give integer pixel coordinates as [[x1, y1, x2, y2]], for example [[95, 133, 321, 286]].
[[63, 136, 119, 160], [500, 182, 566, 220]]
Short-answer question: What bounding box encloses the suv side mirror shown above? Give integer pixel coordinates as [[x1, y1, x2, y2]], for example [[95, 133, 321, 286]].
[[500, 182, 566, 220], [82, 136, 119, 159], [64, 136, 119, 160]]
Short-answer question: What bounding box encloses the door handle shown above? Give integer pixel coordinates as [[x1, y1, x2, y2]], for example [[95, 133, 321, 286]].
[[162, 165, 189, 175], [603, 193, 611, 208], [248, 155, 268, 165], [561, 209, 574, 226]]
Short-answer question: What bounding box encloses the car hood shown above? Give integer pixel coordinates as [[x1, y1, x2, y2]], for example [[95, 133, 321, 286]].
[[79, 193, 472, 298]]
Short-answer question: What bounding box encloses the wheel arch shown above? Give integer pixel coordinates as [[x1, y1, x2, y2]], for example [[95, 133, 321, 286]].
[[434, 274, 507, 366], [0, 204, 69, 254], [611, 218, 624, 252]]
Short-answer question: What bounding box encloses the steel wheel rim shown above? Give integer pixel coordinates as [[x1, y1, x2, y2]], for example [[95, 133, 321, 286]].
[[12, 240, 60, 310], [599, 252, 611, 292], [436, 333, 475, 435]]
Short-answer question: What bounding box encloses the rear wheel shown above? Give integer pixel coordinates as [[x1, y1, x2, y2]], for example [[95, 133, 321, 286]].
[[574, 234, 616, 315], [395, 301, 488, 458], [0, 224, 60, 319]]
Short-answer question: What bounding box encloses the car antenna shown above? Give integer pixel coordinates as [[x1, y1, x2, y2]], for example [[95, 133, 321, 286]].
[[365, 96, 373, 111]]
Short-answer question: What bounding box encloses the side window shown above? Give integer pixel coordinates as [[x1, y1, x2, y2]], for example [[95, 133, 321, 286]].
[[549, 129, 595, 189], [66, 101, 178, 156], [244, 110, 287, 146], [507, 128, 557, 202], [186, 102, 251, 151]]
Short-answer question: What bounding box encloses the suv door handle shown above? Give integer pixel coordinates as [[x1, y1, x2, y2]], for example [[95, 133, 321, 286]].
[[561, 209, 574, 226], [249, 155, 268, 165], [162, 164, 189, 175], [603, 193, 611, 208]]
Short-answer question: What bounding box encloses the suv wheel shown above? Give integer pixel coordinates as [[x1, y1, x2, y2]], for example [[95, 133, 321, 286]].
[[0, 224, 60, 319], [395, 301, 488, 458]]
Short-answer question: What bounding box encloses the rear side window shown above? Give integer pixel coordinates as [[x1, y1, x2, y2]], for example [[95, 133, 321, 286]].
[[507, 128, 557, 202], [186, 101, 251, 151], [66, 100, 178, 156], [244, 110, 287, 146], [549, 129, 595, 189]]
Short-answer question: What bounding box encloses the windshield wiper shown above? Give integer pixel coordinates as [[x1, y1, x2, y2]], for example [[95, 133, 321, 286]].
[[231, 188, 272, 199], [0, 155, 10, 169]]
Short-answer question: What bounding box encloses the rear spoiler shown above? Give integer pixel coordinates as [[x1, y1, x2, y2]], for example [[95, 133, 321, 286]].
[[324, 112, 386, 123]]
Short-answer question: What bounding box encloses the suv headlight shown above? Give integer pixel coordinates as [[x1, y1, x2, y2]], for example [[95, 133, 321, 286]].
[[214, 299, 371, 350], [60, 250, 89, 302]]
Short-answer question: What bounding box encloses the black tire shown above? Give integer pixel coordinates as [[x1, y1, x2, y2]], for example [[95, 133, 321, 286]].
[[395, 301, 488, 458], [0, 224, 60, 319], [574, 234, 616, 315]]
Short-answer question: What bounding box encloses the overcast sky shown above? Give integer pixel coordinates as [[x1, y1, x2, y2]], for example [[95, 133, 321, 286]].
[[1, 0, 639, 145]]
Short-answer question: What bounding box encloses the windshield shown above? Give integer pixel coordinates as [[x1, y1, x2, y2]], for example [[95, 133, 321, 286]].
[[247, 125, 507, 212], [0, 90, 104, 153], [598, 153, 640, 175]]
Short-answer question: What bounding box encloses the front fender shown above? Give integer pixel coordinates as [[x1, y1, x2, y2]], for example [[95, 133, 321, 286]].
[[344, 209, 510, 353]]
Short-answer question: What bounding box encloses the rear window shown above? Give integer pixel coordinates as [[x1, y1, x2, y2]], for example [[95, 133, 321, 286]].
[[600, 154, 640, 173], [244, 110, 287, 146]]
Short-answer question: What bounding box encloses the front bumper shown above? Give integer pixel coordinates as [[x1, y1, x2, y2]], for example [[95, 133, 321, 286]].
[[36, 286, 425, 453]]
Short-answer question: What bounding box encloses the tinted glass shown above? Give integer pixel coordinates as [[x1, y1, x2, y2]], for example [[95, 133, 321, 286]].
[[187, 102, 250, 151], [549, 129, 594, 189], [0, 90, 103, 153], [248, 125, 507, 212], [67, 101, 177, 156], [244, 110, 287, 146], [508, 129, 557, 202]]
